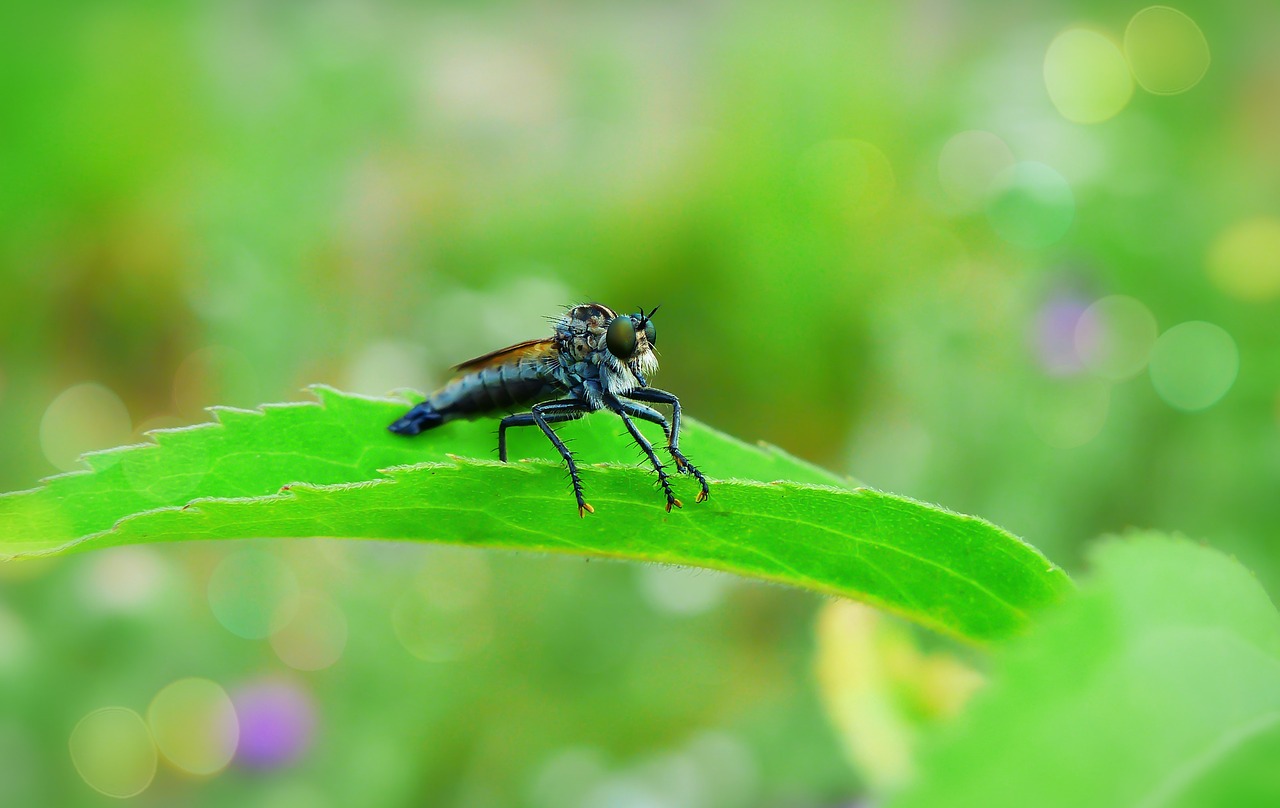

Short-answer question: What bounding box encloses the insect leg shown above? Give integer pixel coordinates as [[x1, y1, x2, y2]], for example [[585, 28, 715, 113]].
[[608, 402, 682, 513], [611, 400, 709, 504], [497, 403, 584, 462], [620, 388, 709, 502], [527, 400, 595, 517], [612, 401, 670, 439]]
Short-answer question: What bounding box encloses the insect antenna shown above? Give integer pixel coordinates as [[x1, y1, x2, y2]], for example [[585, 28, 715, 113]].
[[635, 304, 661, 327]]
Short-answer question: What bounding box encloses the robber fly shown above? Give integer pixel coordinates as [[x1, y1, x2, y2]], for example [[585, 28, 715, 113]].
[[388, 303, 709, 516]]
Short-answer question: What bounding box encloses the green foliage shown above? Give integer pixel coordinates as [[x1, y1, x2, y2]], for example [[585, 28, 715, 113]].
[[0, 387, 1069, 644], [891, 536, 1280, 808], [3, 4, 1274, 803]]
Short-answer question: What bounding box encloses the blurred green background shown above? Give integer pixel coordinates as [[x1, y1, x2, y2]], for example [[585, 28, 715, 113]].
[[2, 1, 1278, 805]]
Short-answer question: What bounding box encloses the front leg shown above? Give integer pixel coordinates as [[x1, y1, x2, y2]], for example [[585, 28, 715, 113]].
[[623, 387, 686, 455], [621, 387, 709, 501], [606, 399, 682, 512], [613, 398, 709, 503]]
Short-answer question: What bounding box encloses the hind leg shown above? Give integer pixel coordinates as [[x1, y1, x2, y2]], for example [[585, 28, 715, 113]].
[[497, 401, 588, 461], [499, 400, 594, 517]]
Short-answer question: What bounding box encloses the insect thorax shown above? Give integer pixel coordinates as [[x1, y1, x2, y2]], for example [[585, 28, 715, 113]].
[[552, 303, 657, 407]]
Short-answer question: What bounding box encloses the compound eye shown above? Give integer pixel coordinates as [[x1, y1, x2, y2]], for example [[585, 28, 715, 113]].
[[606, 316, 638, 359], [643, 319, 656, 347]]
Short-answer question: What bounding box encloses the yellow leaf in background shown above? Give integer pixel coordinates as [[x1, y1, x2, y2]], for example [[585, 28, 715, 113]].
[[815, 601, 984, 795]]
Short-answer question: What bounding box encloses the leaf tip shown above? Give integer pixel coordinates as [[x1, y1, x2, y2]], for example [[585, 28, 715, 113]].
[[79, 442, 149, 472], [305, 382, 341, 397], [387, 387, 425, 403], [306, 384, 349, 409], [205, 405, 261, 425]]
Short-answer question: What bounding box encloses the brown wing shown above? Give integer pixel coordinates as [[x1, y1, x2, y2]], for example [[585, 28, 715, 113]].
[[451, 338, 557, 374]]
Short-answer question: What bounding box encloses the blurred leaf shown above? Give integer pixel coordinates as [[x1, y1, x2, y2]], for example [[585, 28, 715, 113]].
[[891, 535, 1280, 808], [0, 386, 1069, 643], [815, 602, 984, 794]]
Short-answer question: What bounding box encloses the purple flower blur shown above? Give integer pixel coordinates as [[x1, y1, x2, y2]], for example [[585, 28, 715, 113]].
[[1034, 295, 1090, 376], [232, 679, 317, 769]]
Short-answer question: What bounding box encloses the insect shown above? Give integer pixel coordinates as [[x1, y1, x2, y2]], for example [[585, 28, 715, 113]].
[[388, 303, 710, 516]]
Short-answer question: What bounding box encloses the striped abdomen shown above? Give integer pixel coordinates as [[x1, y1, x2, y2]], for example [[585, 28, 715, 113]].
[[388, 362, 562, 436]]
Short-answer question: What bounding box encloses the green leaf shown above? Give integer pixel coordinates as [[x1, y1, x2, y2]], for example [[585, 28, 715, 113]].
[[891, 535, 1280, 808], [0, 386, 1069, 643]]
